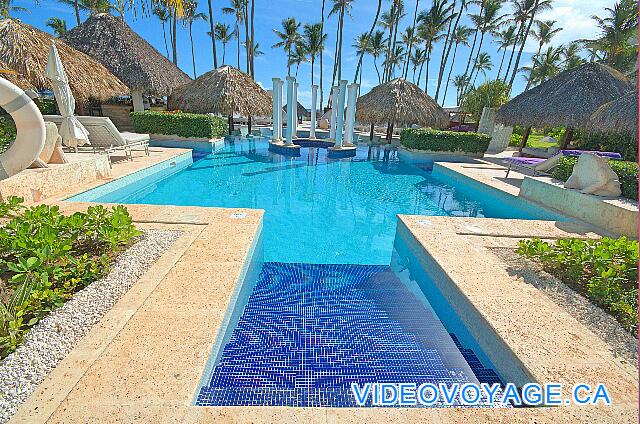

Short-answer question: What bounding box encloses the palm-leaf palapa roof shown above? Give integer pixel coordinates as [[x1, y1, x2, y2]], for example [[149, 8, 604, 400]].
[[0, 18, 127, 109], [356, 78, 448, 128], [0, 62, 36, 92], [62, 13, 191, 95], [588, 89, 638, 137], [496, 63, 634, 129], [168, 65, 272, 116]]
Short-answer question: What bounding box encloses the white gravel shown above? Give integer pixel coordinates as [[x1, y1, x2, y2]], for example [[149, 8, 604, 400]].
[[0, 229, 182, 423], [493, 247, 638, 368]]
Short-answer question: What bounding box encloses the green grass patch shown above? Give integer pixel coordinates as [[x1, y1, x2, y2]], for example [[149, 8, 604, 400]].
[[517, 237, 638, 335]]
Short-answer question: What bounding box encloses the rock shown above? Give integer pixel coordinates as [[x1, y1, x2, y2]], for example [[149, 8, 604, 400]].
[[564, 153, 622, 197], [28, 122, 68, 168], [541, 136, 556, 143]]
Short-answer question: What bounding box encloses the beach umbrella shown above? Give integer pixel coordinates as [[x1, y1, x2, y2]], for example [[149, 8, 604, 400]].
[[589, 89, 638, 138], [496, 63, 634, 148], [356, 78, 448, 141], [168, 66, 271, 133], [45, 42, 90, 148], [61, 13, 191, 110], [0, 19, 127, 114]]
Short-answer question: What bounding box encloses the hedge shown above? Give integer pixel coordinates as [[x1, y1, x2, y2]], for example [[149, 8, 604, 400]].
[[575, 132, 637, 163], [400, 128, 491, 154], [0, 116, 15, 154], [131, 111, 228, 139], [552, 156, 638, 200]]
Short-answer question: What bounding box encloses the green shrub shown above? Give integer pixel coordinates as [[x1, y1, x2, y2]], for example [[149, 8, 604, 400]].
[[509, 133, 523, 147], [551, 156, 638, 200], [517, 237, 638, 335], [575, 132, 638, 162], [0, 197, 141, 357], [400, 128, 491, 154], [460, 80, 511, 121], [130, 111, 228, 139], [0, 116, 16, 154], [36, 98, 57, 115]]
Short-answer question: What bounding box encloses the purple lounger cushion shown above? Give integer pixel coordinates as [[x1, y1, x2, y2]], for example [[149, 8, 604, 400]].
[[560, 150, 623, 160], [504, 157, 547, 166]]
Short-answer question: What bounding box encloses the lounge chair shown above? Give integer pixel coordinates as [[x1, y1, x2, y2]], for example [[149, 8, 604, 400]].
[[260, 127, 273, 138], [504, 150, 623, 177], [45, 115, 149, 163]]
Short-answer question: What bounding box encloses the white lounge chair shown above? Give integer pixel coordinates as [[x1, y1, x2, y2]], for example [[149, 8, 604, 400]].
[[44, 115, 149, 163]]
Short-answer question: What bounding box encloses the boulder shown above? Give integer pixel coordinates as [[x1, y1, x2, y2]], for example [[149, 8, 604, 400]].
[[564, 153, 621, 197], [30, 122, 68, 168]]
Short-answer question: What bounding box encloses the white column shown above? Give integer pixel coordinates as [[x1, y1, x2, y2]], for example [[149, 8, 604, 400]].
[[285, 76, 295, 145], [310, 84, 318, 139], [293, 82, 299, 139], [132, 89, 144, 112], [329, 86, 338, 141], [334, 80, 347, 148], [271, 78, 280, 142], [277, 79, 284, 140], [344, 83, 359, 146]]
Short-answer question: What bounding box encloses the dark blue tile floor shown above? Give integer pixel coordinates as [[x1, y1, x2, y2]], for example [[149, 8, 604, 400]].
[[196, 262, 502, 407]]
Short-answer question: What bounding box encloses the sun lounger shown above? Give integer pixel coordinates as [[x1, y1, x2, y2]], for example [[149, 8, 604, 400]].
[[504, 150, 623, 177], [45, 115, 149, 164], [260, 127, 273, 138]]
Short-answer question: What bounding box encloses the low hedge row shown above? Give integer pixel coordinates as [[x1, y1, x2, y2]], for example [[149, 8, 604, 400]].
[[400, 128, 491, 154], [0, 116, 15, 154], [552, 157, 638, 200], [131, 111, 227, 139]]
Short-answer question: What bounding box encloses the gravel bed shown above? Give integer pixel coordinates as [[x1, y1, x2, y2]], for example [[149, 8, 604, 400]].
[[0, 229, 182, 423], [492, 248, 637, 368]]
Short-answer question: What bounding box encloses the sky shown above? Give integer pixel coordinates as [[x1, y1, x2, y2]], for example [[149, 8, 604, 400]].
[[13, 0, 609, 108]]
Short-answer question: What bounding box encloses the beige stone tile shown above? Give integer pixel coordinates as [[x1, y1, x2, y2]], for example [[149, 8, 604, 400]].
[[183, 407, 326, 424], [47, 402, 189, 424]]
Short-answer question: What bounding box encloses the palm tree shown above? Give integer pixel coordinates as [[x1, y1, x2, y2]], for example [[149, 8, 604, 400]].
[[442, 25, 472, 104], [211, 23, 234, 64], [452, 74, 470, 105], [183, 0, 207, 79], [367, 30, 387, 84], [508, 0, 553, 89], [272, 17, 301, 76], [303, 23, 327, 86], [59, 0, 113, 15], [222, 0, 246, 70], [46, 17, 67, 36], [352, 33, 370, 84], [461, 0, 486, 90], [404, 0, 421, 79], [400, 26, 419, 78], [471, 51, 493, 86], [466, 0, 505, 92], [585, 0, 638, 73], [320, 0, 326, 110], [328, 0, 354, 87], [417, 3, 450, 93], [494, 25, 517, 80], [562, 41, 586, 70], [381, 0, 405, 82], [289, 43, 308, 78], [206, 0, 218, 69], [153, 6, 171, 58], [383, 43, 406, 78], [354, 0, 382, 84], [521, 45, 562, 87], [427, 0, 454, 100], [524, 19, 562, 89], [410, 47, 426, 83], [434, 0, 469, 102]]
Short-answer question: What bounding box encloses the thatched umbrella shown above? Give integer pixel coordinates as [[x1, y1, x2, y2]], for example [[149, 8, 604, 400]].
[[0, 63, 35, 91], [283, 101, 310, 119], [356, 78, 448, 141], [61, 13, 191, 110], [168, 65, 271, 133], [0, 19, 127, 114], [496, 63, 634, 149], [589, 89, 638, 137]]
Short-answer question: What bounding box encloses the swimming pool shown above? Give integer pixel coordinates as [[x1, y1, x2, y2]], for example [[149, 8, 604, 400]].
[[69, 138, 562, 264]]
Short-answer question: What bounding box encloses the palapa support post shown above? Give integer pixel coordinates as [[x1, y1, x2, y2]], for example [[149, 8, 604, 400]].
[[518, 126, 531, 154], [369, 123, 374, 141], [132, 89, 144, 112], [310, 84, 318, 139], [228, 115, 234, 135], [560, 127, 574, 149]]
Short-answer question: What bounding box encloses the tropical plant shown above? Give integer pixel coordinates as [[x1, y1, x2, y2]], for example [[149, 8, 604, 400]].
[[328, 0, 355, 87], [303, 23, 327, 87], [399, 25, 419, 78], [562, 41, 586, 70], [205, 0, 218, 69], [525, 19, 562, 89], [584, 0, 639, 73], [182, 0, 208, 79], [442, 25, 472, 105], [410, 47, 426, 83], [521, 45, 563, 88], [58, 0, 114, 15], [46, 17, 67, 37], [153, 5, 171, 58], [434, 0, 468, 103], [366, 30, 387, 84], [212, 23, 234, 65], [289, 43, 308, 78], [352, 32, 370, 84], [466, 0, 506, 92], [320, 0, 326, 110], [1, 0, 36, 18], [380, 0, 404, 83], [452, 74, 470, 105], [494, 25, 517, 80], [417, 1, 451, 93], [222, 0, 247, 70], [404, 0, 421, 79], [471, 51, 493, 86], [355, 0, 382, 85], [272, 17, 301, 76], [384, 43, 406, 78], [461, 79, 509, 120]]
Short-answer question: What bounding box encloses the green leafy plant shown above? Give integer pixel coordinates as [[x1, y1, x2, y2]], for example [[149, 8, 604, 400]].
[[0, 198, 141, 358], [517, 237, 638, 335], [551, 156, 638, 200], [460, 80, 511, 121], [400, 128, 491, 155], [131, 111, 228, 139], [0, 116, 16, 154], [575, 132, 638, 162]]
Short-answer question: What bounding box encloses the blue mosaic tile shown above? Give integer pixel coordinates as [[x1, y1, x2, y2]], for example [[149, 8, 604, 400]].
[[196, 262, 503, 407]]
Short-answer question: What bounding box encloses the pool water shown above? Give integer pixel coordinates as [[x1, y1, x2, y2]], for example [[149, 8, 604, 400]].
[[90, 138, 559, 264]]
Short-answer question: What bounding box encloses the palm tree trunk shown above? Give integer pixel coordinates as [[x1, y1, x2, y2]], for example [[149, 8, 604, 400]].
[[383, 2, 396, 82], [337, 5, 345, 82], [236, 21, 241, 69], [509, 2, 538, 90], [496, 47, 507, 80], [442, 41, 459, 105], [311, 56, 315, 86], [467, 31, 486, 91], [504, 23, 524, 82], [207, 0, 218, 68], [424, 48, 431, 93], [250, 0, 255, 76], [434, 6, 458, 102], [524, 43, 543, 91], [244, 6, 250, 74], [403, 0, 420, 79], [320, 0, 326, 110], [161, 21, 170, 58], [287, 47, 291, 76], [222, 43, 226, 64], [354, 0, 382, 84], [190, 24, 197, 78], [74, 0, 81, 25], [388, 7, 401, 82], [417, 52, 426, 84], [374, 58, 381, 83], [172, 11, 178, 65], [330, 20, 340, 90]]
